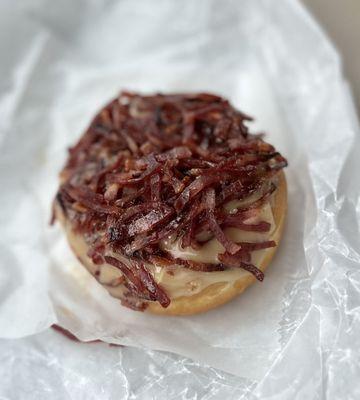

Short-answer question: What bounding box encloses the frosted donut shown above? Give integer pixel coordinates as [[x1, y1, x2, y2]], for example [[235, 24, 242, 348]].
[[53, 92, 287, 315]]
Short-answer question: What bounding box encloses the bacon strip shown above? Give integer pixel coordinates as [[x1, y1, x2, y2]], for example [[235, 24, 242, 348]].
[[218, 253, 264, 281], [207, 211, 241, 255], [104, 256, 170, 307]]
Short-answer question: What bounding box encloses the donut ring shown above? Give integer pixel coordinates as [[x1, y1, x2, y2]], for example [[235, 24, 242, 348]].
[[53, 92, 287, 315]]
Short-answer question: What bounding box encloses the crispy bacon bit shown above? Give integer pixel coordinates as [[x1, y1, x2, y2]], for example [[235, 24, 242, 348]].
[[174, 258, 226, 272], [218, 253, 264, 281], [125, 218, 181, 255], [237, 241, 276, 251], [54, 92, 287, 309], [127, 206, 173, 237], [207, 211, 241, 255], [174, 174, 223, 212], [62, 185, 119, 214], [104, 256, 170, 307], [150, 174, 161, 202], [240, 263, 265, 281]]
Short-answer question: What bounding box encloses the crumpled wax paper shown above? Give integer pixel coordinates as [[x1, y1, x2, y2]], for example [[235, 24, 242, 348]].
[[1, 0, 360, 398]]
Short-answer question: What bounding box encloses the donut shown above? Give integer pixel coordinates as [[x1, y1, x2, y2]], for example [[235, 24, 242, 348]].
[[52, 92, 287, 315]]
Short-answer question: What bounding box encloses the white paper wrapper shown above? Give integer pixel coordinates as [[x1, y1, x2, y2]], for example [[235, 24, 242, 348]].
[[1, 0, 360, 398]]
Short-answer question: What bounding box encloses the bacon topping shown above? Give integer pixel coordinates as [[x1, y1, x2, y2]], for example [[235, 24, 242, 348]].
[[54, 92, 287, 309]]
